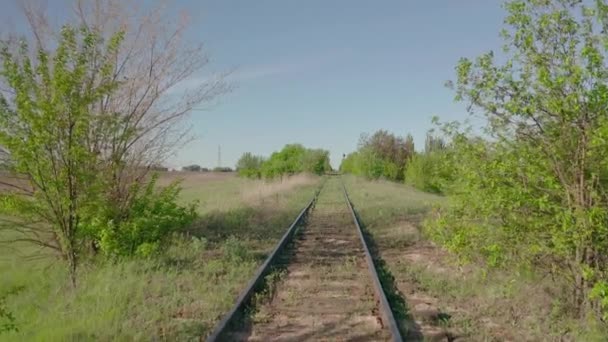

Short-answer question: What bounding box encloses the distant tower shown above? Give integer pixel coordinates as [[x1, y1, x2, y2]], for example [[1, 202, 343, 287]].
[[217, 145, 222, 168]]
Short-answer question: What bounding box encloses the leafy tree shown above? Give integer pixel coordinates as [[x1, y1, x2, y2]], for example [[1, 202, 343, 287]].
[[340, 130, 414, 181], [340, 152, 359, 174], [301, 149, 331, 175], [404, 131, 452, 193], [433, 0, 608, 318], [0, 26, 124, 285], [236, 152, 265, 178], [261, 144, 330, 178]]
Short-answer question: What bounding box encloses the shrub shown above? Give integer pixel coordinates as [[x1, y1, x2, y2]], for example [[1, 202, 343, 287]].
[[261, 144, 330, 179], [339, 130, 414, 181], [86, 175, 197, 257]]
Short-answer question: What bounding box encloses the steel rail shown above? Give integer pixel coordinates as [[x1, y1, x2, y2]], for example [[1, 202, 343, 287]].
[[342, 179, 403, 342], [206, 183, 324, 342]]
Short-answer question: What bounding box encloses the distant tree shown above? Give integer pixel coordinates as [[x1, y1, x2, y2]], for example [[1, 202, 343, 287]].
[[182, 164, 202, 172], [236, 152, 265, 178], [261, 144, 330, 178], [213, 167, 233, 172], [301, 149, 331, 175], [424, 133, 446, 154], [341, 130, 414, 181]]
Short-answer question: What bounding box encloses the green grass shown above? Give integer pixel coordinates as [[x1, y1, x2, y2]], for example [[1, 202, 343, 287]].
[[343, 175, 608, 341], [0, 173, 319, 341]]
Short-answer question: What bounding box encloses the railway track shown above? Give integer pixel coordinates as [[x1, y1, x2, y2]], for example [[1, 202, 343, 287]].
[[207, 177, 402, 341]]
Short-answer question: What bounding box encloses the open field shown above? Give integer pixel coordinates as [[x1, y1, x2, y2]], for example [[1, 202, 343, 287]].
[[0, 172, 320, 341], [3, 173, 608, 341]]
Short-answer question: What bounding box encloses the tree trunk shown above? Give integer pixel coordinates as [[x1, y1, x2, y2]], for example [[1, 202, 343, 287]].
[[67, 247, 77, 288]]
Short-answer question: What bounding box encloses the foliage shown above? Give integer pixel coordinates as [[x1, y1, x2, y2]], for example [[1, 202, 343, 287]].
[[213, 167, 233, 172], [0, 25, 198, 283], [85, 175, 197, 257], [0, 26, 124, 284], [236, 152, 265, 178], [404, 132, 452, 194], [261, 144, 331, 178], [0, 287, 21, 334], [428, 0, 608, 319], [340, 130, 414, 181]]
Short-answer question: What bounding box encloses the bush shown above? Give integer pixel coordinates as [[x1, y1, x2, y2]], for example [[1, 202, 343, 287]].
[[431, 0, 608, 319], [340, 130, 414, 181], [86, 175, 198, 257], [0, 288, 19, 335], [261, 144, 330, 179], [404, 151, 452, 194]]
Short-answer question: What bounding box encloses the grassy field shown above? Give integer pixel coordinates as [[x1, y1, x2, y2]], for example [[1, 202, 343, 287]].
[[0, 172, 320, 341], [4, 173, 606, 341], [343, 175, 608, 341]]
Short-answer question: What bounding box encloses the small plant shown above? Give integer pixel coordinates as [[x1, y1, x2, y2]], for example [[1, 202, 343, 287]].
[[221, 236, 251, 263], [0, 287, 23, 334]]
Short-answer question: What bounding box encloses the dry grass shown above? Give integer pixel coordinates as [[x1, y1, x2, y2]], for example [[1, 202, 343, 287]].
[[239, 174, 319, 203], [156, 171, 236, 187]]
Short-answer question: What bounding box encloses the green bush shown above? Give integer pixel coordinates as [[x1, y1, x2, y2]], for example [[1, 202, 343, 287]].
[[87, 175, 197, 257], [261, 144, 330, 178], [429, 0, 608, 319], [404, 151, 452, 194], [0, 288, 20, 334], [339, 130, 414, 181]]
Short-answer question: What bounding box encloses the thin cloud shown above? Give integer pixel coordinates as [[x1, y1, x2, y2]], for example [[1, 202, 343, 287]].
[[231, 50, 344, 82], [168, 49, 345, 94]]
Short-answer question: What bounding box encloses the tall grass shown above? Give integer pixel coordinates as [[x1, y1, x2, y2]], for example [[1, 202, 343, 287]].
[[0, 173, 319, 341]]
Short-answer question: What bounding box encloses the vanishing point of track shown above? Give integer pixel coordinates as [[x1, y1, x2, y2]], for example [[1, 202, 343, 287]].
[[206, 176, 402, 341]]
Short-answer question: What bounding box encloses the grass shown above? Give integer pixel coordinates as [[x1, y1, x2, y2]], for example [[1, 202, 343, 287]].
[[0, 172, 320, 341], [343, 175, 608, 341]]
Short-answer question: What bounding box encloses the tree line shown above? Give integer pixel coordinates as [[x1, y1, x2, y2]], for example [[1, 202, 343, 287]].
[[236, 144, 331, 179]]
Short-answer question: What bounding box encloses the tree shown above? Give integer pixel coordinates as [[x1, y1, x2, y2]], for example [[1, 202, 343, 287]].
[[12, 0, 228, 243], [0, 26, 124, 285], [236, 152, 264, 178], [438, 0, 608, 318], [260, 144, 331, 179], [340, 130, 414, 181], [182, 164, 202, 172], [300, 149, 331, 175]]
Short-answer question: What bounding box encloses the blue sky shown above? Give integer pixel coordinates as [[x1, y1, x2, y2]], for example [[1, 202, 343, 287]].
[[171, 0, 507, 169], [4, 1, 507, 169]]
